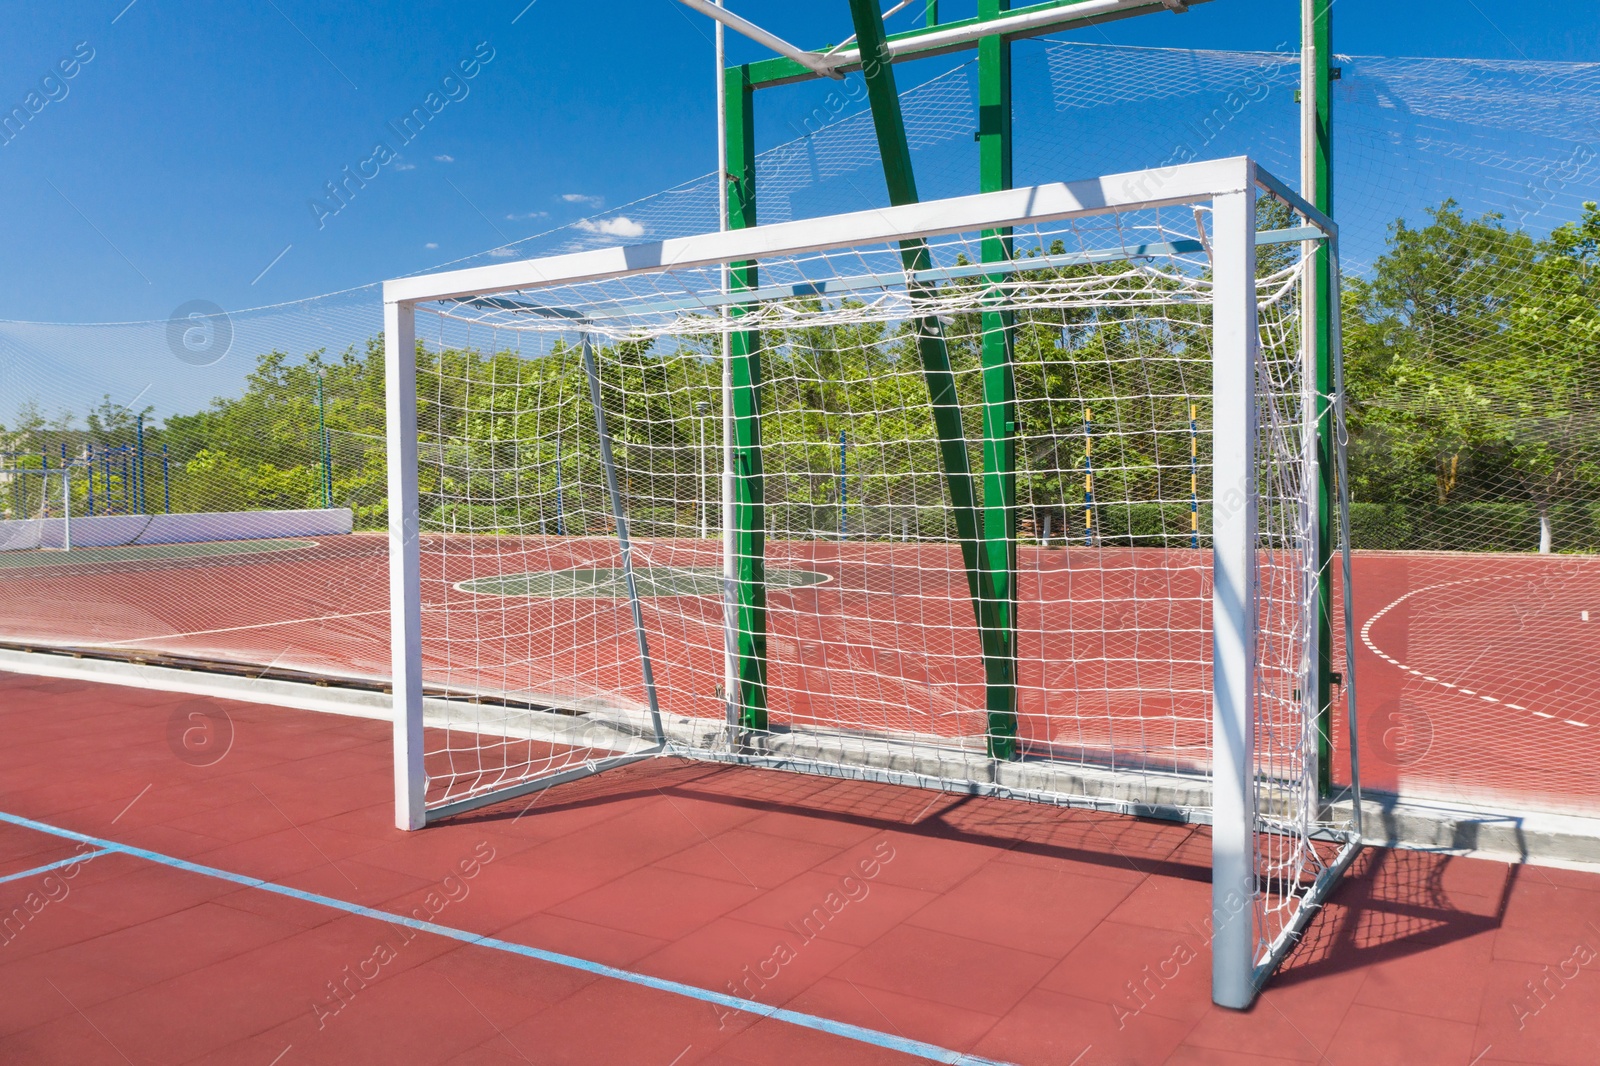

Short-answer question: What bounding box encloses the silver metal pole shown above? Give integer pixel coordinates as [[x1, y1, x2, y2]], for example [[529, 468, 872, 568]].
[[1210, 184, 1261, 1011], [1300, 0, 1319, 207], [385, 299, 425, 830], [581, 334, 666, 746], [675, 0, 844, 79], [61, 465, 71, 552], [716, 2, 739, 735]]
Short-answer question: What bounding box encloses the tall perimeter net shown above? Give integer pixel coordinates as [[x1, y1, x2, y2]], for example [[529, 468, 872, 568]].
[[387, 156, 1360, 1004]]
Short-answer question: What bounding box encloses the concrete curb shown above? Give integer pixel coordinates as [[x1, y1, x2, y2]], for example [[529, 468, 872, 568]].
[[4, 647, 1597, 870]]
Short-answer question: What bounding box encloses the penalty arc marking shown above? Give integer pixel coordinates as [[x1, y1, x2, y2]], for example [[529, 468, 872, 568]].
[[1360, 573, 1591, 729]]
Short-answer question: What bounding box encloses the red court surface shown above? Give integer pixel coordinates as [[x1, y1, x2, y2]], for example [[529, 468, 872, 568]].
[[4, 670, 1600, 1065], [2, 535, 1597, 815], [1344, 552, 1600, 815]]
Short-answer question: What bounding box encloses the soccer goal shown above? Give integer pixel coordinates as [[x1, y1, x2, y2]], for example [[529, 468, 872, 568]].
[[384, 155, 1361, 1008]]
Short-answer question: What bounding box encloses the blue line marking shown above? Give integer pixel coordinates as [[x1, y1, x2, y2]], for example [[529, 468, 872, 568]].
[[0, 848, 108, 885], [0, 809, 1016, 1066]]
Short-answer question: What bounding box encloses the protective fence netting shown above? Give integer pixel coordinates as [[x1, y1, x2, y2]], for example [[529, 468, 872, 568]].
[[0, 41, 1596, 819]]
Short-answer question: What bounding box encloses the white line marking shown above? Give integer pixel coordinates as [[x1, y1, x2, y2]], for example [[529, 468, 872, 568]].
[[1358, 570, 1580, 728], [111, 784, 151, 824]]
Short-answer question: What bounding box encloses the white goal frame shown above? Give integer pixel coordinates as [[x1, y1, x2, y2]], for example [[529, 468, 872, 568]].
[[384, 155, 1361, 1009]]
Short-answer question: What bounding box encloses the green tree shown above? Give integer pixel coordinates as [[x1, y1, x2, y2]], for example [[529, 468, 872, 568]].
[[1344, 201, 1600, 551]]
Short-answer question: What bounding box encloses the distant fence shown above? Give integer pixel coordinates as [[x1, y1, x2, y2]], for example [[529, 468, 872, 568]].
[[0, 507, 353, 551]]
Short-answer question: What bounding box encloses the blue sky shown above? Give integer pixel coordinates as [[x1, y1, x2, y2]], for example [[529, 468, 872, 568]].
[[1, 0, 1596, 326]]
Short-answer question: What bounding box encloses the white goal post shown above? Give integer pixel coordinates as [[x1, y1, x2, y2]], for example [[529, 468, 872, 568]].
[[383, 155, 1361, 1008]]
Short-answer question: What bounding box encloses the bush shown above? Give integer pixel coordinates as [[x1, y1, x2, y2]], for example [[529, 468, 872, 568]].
[[1347, 501, 1600, 553], [1025, 503, 1210, 548], [431, 503, 511, 534], [1347, 503, 1412, 550], [173, 449, 319, 513]]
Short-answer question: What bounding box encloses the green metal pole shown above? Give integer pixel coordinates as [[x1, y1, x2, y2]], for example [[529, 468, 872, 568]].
[[1307, 1, 1336, 797], [847, 0, 1016, 756], [724, 63, 769, 732], [925, 1, 938, 26], [977, 0, 1019, 760], [317, 372, 333, 509]]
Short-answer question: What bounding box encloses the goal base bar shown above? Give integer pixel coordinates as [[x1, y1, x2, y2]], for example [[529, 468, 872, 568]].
[[414, 688, 1359, 833], [423, 748, 665, 825], [1243, 835, 1364, 1008]]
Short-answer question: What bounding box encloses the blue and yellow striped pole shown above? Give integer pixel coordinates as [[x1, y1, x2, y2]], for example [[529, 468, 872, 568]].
[[1083, 407, 1094, 546], [1190, 403, 1200, 550]]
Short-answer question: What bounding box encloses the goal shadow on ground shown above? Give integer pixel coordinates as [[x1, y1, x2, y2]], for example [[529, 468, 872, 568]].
[[453, 756, 1214, 888], [452, 757, 1522, 987], [1275, 845, 1520, 986]]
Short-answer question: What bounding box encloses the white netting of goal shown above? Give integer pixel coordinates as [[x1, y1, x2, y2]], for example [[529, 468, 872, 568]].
[[388, 158, 1360, 987]]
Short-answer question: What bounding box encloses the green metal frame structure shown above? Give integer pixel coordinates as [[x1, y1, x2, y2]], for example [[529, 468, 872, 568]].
[[724, 62, 768, 733], [713, 0, 1339, 774], [843, 0, 1009, 757], [1305, 0, 1336, 797], [976, 0, 1021, 759]]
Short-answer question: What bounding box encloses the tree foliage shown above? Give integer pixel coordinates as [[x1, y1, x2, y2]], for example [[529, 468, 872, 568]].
[[4, 201, 1596, 552], [1344, 201, 1600, 548]]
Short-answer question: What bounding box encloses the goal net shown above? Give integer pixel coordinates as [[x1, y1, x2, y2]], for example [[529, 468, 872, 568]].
[[385, 156, 1360, 1006]]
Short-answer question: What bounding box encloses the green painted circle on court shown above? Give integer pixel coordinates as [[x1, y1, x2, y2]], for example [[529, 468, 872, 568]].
[[457, 565, 831, 599]]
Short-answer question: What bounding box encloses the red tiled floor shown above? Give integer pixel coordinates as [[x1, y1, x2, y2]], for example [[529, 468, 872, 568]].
[[42, 897, 305, 985], [636, 913, 862, 1003], [830, 923, 1060, 1017], [1178, 967, 1367, 1063], [972, 985, 1193, 1066], [1039, 920, 1213, 1023], [784, 975, 1004, 1052], [547, 864, 766, 940], [903, 859, 1137, 957], [492, 910, 671, 969], [725, 868, 941, 947], [3, 668, 1600, 1065], [0, 833, 84, 877], [1324, 1004, 1480, 1066], [654, 826, 843, 888]]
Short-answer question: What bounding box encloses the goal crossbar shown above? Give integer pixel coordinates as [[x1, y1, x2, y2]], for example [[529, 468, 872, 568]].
[[385, 157, 1328, 306]]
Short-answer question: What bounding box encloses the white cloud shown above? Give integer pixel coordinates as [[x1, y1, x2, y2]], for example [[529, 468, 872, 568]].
[[505, 211, 548, 221], [434, 154, 455, 163], [487, 247, 517, 258], [562, 193, 602, 206], [395, 162, 417, 171], [425, 242, 439, 249], [576, 216, 645, 238]]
